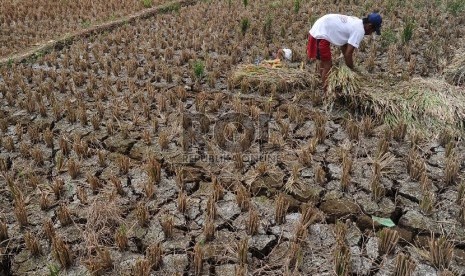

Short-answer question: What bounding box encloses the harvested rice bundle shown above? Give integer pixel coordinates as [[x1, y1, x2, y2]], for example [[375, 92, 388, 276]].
[[444, 54, 465, 86], [229, 64, 318, 94], [326, 65, 364, 107], [354, 77, 465, 135], [327, 65, 362, 96]]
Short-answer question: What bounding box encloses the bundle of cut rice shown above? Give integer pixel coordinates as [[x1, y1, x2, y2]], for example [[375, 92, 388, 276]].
[[327, 64, 465, 135], [327, 65, 361, 96], [229, 63, 318, 94], [341, 75, 465, 135]]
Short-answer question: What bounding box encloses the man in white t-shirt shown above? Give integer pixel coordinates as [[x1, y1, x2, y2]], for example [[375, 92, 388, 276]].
[[307, 12, 382, 90]]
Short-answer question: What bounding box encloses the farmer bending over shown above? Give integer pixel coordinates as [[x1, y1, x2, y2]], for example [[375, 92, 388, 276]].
[[307, 12, 382, 90]]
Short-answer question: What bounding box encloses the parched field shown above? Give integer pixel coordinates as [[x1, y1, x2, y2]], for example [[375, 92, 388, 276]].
[[1, 0, 465, 275], [0, 0, 177, 58]]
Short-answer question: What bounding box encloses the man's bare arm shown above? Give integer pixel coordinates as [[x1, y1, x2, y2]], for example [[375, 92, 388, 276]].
[[342, 44, 356, 70]]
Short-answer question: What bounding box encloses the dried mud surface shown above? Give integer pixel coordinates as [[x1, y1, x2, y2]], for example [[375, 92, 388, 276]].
[[0, 1, 465, 275]]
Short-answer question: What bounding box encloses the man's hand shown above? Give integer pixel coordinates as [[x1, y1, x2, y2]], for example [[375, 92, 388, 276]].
[[341, 44, 356, 70]]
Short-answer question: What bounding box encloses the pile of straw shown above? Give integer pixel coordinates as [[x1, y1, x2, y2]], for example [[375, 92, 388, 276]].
[[444, 54, 465, 86], [229, 64, 318, 94], [328, 66, 465, 135]]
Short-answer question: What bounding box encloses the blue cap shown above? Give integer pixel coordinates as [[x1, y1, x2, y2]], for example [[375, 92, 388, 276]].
[[368, 13, 382, 35]]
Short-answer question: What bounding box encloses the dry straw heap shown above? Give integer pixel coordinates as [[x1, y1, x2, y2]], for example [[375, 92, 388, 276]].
[[229, 63, 318, 94], [328, 65, 465, 136]]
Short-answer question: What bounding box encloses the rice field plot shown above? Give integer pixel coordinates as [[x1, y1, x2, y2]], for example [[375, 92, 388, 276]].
[[0, 0, 465, 275], [0, 0, 176, 58]]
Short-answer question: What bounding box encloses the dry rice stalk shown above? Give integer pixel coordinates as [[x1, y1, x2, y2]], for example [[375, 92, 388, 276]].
[[394, 253, 416, 276], [177, 191, 188, 214], [332, 223, 352, 273], [39, 190, 50, 210], [419, 191, 436, 216], [275, 193, 289, 225], [307, 137, 318, 154], [52, 235, 72, 268], [136, 202, 149, 227], [420, 172, 433, 191], [393, 120, 408, 141], [97, 150, 106, 167], [361, 116, 375, 137], [143, 181, 155, 199], [56, 204, 73, 227], [371, 173, 385, 202], [341, 154, 352, 192], [235, 264, 247, 276], [212, 176, 224, 202], [133, 258, 150, 276], [87, 173, 102, 193], [117, 155, 130, 175], [115, 226, 128, 251], [378, 228, 399, 256], [247, 206, 259, 236], [67, 158, 80, 179], [300, 204, 323, 227], [345, 118, 359, 140], [438, 129, 455, 147], [314, 163, 326, 185], [457, 181, 465, 205], [445, 141, 455, 158], [237, 238, 248, 265], [334, 220, 348, 247], [444, 53, 465, 86], [51, 178, 65, 199], [458, 200, 465, 225], [206, 196, 217, 219], [439, 269, 460, 276], [86, 198, 123, 245], [407, 150, 425, 180], [298, 147, 312, 167], [161, 216, 174, 239], [333, 243, 351, 276], [110, 176, 125, 196], [13, 191, 28, 227], [43, 218, 56, 243], [235, 185, 250, 212], [428, 235, 454, 270], [193, 242, 203, 276], [293, 205, 322, 244], [146, 242, 163, 270], [77, 186, 88, 204], [84, 246, 113, 275], [286, 242, 303, 273], [24, 231, 42, 256], [146, 155, 161, 185], [444, 154, 460, 185], [0, 220, 8, 242], [204, 217, 215, 242]]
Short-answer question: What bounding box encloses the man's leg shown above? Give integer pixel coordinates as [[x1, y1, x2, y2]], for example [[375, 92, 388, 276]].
[[317, 39, 332, 91], [321, 60, 332, 91]]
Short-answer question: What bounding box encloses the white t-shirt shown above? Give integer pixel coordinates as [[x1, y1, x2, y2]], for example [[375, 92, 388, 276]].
[[309, 14, 365, 48]]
